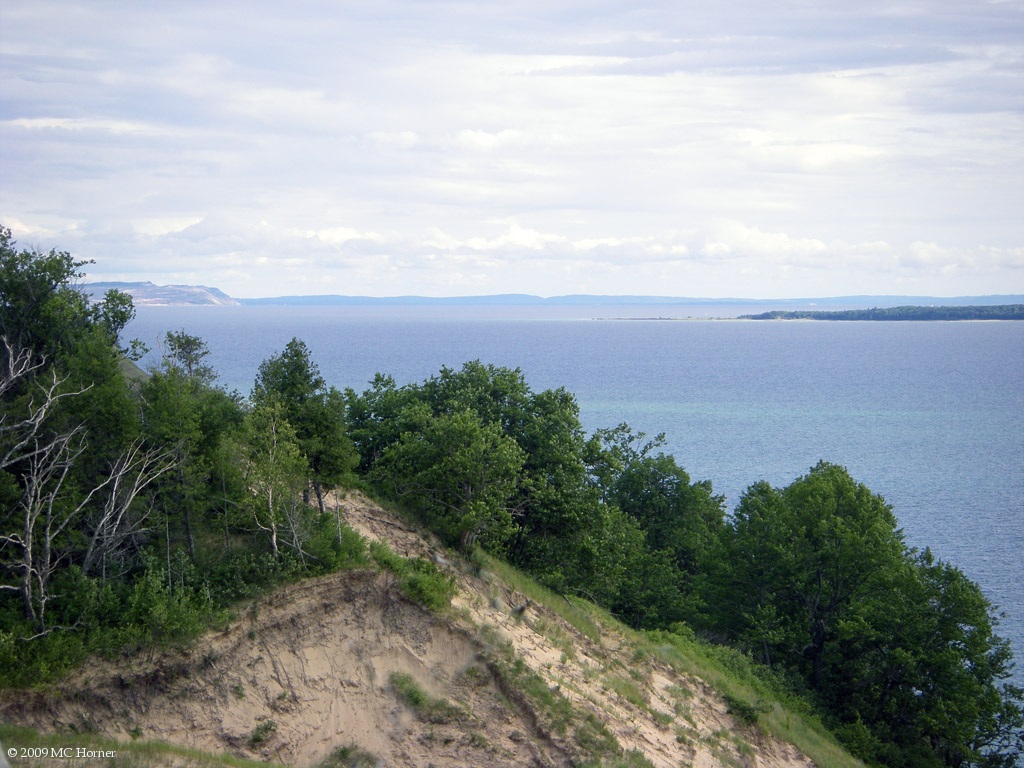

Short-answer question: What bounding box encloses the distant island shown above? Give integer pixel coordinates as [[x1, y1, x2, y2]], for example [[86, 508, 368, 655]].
[[739, 305, 1024, 321]]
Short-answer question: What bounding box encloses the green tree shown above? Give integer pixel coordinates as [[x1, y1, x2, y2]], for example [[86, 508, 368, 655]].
[[0, 227, 138, 367], [715, 462, 1023, 767], [347, 362, 681, 610], [0, 226, 92, 364], [252, 339, 357, 512], [588, 424, 724, 622], [161, 329, 216, 385], [372, 404, 525, 550], [144, 331, 242, 551], [829, 549, 1024, 767], [719, 463, 904, 686], [234, 402, 310, 559], [345, 373, 419, 473]]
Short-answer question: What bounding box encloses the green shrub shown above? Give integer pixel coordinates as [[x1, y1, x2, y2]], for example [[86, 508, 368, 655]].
[[574, 712, 619, 757], [206, 551, 285, 603], [369, 541, 456, 611], [248, 720, 276, 747], [388, 671, 464, 723], [126, 559, 214, 645], [316, 744, 378, 768], [400, 559, 457, 611], [722, 692, 769, 726]]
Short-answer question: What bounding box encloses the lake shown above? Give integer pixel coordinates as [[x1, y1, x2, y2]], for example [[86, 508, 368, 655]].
[[126, 304, 1024, 683]]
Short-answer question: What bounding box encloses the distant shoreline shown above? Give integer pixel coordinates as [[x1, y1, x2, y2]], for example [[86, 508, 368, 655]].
[[84, 282, 1024, 310], [738, 305, 1024, 321]]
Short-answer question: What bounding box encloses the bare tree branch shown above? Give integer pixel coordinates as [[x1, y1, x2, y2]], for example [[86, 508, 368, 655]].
[[0, 335, 41, 398], [1, 340, 92, 472], [83, 437, 178, 579]]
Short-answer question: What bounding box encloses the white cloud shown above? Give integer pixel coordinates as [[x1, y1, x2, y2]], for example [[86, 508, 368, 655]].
[[455, 129, 524, 151], [1, 0, 1021, 297], [367, 131, 419, 150]]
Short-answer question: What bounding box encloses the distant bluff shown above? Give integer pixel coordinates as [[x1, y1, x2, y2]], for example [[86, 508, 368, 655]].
[[81, 281, 239, 306]]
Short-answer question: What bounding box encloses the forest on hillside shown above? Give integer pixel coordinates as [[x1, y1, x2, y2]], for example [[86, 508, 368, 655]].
[[2, 227, 1022, 768], [740, 305, 1024, 321]]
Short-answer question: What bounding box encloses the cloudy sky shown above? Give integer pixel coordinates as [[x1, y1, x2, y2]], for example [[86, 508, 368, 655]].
[[2, 1, 1022, 298]]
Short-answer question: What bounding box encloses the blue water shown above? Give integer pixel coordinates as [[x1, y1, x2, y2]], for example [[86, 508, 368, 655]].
[[126, 305, 1024, 683]]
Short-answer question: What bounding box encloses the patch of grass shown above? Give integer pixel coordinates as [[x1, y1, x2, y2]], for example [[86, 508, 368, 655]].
[[315, 744, 378, 768], [466, 731, 490, 749], [369, 541, 457, 611], [640, 629, 866, 768], [652, 709, 673, 727], [481, 643, 575, 735], [476, 553, 603, 643], [458, 663, 489, 688], [533, 617, 577, 661], [603, 673, 648, 710], [472, 553, 861, 767], [573, 712, 619, 758], [665, 683, 693, 701], [388, 671, 466, 724], [577, 749, 655, 768], [675, 724, 696, 746]]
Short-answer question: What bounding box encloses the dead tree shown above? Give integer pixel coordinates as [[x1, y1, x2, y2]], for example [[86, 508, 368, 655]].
[[82, 437, 178, 581], [0, 427, 111, 631]]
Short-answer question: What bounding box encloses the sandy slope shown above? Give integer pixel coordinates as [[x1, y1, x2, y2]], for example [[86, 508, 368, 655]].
[[1, 492, 817, 768]]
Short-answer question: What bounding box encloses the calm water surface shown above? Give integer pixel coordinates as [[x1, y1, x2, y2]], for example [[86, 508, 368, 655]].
[[128, 306, 1024, 682]]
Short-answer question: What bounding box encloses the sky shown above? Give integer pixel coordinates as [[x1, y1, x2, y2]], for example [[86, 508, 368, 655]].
[[2, 1, 1023, 299]]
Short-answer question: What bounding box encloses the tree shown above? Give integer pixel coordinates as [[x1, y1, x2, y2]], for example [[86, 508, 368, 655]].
[[1, 230, 148, 629], [588, 424, 724, 621], [0, 227, 92, 364], [345, 373, 419, 473], [1, 341, 76, 472], [828, 548, 1024, 767], [721, 464, 907, 684], [1, 417, 93, 630], [234, 402, 310, 559], [347, 362, 684, 608], [0, 227, 139, 367], [503, 385, 594, 574], [141, 355, 236, 558], [372, 404, 525, 550], [161, 330, 216, 385], [714, 462, 1024, 767], [252, 339, 356, 512], [81, 437, 177, 580]]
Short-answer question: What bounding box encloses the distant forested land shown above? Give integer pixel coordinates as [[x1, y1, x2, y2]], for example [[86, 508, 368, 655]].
[[740, 304, 1024, 321]]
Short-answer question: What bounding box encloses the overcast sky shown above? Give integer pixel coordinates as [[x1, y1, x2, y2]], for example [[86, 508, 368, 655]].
[[2, 1, 1022, 298]]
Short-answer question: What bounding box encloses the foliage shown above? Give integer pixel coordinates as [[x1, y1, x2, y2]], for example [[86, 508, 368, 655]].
[[711, 462, 1024, 767], [388, 671, 465, 723], [372, 404, 524, 550], [251, 338, 357, 512], [0, 234, 366, 686], [316, 744, 379, 768], [740, 305, 1024, 321], [369, 541, 456, 611]]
